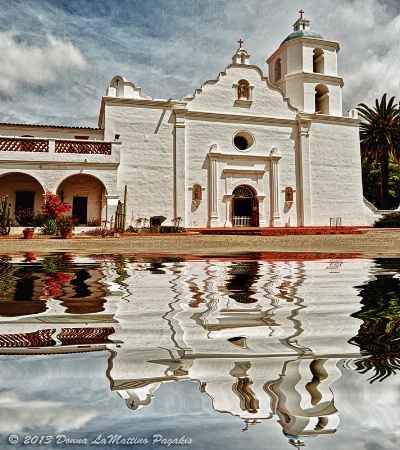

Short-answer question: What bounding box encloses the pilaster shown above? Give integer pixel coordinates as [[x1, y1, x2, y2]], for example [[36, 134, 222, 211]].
[[174, 110, 186, 224], [270, 147, 282, 227], [105, 194, 119, 228], [208, 144, 220, 227], [256, 194, 267, 227], [297, 119, 312, 226]]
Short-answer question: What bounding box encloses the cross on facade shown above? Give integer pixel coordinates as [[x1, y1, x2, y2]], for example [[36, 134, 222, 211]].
[[299, 9, 304, 19], [237, 39, 244, 48], [115, 77, 120, 85]]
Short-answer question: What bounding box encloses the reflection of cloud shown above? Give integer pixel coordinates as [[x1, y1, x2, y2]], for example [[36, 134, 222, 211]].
[[0, 392, 98, 434], [332, 365, 400, 450]]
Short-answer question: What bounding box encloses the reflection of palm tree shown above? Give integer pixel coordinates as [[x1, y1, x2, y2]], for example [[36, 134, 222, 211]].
[[349, 262, 400, 382], [356, 94, 400, 209]]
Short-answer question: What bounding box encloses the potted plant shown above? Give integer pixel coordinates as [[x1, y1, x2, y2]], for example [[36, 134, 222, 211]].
[[56, 215, 77, 239], [22, 228, 35, 239], [14, 209, 36, 239]]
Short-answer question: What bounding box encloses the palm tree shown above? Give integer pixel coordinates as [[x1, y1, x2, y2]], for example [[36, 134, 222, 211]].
[[357, 94, 400, 209]]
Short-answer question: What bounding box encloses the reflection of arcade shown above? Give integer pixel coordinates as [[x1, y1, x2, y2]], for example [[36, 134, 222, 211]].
[[0, 256, 109, 317]]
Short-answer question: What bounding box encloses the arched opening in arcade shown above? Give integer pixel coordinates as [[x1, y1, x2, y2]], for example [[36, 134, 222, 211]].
[[232, 185, 259, 227], [57, 174, 107, 225], [0, 173, 45, 215]]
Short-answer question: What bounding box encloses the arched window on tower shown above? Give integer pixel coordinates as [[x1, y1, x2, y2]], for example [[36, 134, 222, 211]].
[[274, 58, 282, 82], [313, 48, 324, 73], [315, 84, 329, 114], [237, 79, 250, 100]]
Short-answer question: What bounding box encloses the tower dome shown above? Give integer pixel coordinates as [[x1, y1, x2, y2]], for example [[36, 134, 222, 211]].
[[281, 17, 322, 45]]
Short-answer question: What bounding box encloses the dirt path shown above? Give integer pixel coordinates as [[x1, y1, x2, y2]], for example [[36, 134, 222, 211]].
[[0, 230, 399, 257]]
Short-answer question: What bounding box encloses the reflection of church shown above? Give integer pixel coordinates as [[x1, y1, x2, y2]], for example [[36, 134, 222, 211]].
[[0, 14, 370, 228], [104, 256, 368, 446], [0, 254, 371, 446]]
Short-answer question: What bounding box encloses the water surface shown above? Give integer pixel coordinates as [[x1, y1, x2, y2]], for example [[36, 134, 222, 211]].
[[0, 253, 399, 449]]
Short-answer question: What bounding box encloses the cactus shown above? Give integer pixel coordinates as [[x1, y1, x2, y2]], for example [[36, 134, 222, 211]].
[[0, 196, 11, 235], [114, 185, 127, 232]]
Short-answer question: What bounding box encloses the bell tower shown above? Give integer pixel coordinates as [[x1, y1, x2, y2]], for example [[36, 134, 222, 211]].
[[266, 13, 344, 116]]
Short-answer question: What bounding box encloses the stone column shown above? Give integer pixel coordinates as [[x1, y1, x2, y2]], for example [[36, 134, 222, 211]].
[[208, 145, 221, 227], [223, 194, 233, 227], [270, 147, 282, 227]]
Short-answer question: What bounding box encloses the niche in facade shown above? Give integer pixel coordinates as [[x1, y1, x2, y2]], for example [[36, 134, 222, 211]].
[[234, 79, 253, 105], [285, 187, 294, 206], [192, 184, 202, 208]]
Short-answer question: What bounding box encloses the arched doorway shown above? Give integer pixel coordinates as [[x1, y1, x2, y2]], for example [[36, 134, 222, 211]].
[[0, 173, 45, 214], [57, 174, 107, 225], [232, 185, 259, 227]]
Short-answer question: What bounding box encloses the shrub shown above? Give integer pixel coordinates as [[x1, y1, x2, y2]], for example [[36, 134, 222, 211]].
[[374, 211, 400, 228], [56, 215, 77, 232], [87, 218, 101, 226], [84, 227, 117, 237], [14, 209, 47, 227], [41, 218, 58, 235], [41, 190, 71, 219], [125, 226, 139, 233], [14, 208, 35, 227]]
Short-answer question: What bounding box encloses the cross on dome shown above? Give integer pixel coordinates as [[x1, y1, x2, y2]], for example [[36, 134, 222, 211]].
[[237, 38, 244, 48], [299, 9, 304, 19]]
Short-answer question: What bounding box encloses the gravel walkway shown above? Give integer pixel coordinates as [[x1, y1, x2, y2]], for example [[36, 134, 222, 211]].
[[0, 230, 399, 257]]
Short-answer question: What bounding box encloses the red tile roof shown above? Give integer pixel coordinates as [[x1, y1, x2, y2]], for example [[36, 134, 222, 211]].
[[0, 122, 102, 131]]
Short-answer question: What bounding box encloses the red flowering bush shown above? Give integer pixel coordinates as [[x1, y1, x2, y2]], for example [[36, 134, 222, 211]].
[[41, 190, 71, 220]]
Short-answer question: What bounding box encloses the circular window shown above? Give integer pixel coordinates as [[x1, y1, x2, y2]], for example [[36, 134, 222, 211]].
[[233, 131, 254, 151]]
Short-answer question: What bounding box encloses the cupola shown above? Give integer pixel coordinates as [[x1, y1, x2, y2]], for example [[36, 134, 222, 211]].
[[232, 40, 250, 65]]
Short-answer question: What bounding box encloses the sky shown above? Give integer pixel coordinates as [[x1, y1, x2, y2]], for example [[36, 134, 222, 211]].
[[0, 0, 398, 128]]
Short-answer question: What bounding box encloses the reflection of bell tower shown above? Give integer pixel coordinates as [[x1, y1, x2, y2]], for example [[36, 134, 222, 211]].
[[117, 382, 161, 410], [266, 14, 343, 116], [269, 358, 342, 445]]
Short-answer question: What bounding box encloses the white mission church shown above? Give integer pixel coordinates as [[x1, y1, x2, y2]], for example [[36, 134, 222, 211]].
[[0, 16, 374, 229]]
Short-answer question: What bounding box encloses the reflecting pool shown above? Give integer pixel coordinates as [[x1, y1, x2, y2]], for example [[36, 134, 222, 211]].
[[0, 253, 399, 450]]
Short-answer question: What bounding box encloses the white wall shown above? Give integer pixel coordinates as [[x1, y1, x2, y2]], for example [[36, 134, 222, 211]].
[[307, 120, 366, 225], [103, 102, 176, 226]]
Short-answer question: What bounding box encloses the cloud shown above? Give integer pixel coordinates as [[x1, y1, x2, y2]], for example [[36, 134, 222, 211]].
[[330, 0, 400, 110], [0, 0, 398, 125], [0, 32, 86, 98]]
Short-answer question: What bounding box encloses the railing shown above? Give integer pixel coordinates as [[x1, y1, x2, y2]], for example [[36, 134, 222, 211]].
[[233, 216, 251, 226], [0, 137, 112, 155], [0, 138, 49, 152], [330, 217, 342, 228], [55, 141, 111, 155]]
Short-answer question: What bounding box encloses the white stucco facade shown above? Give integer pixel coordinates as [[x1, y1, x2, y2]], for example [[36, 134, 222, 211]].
[[0, 18, 369, 228]]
